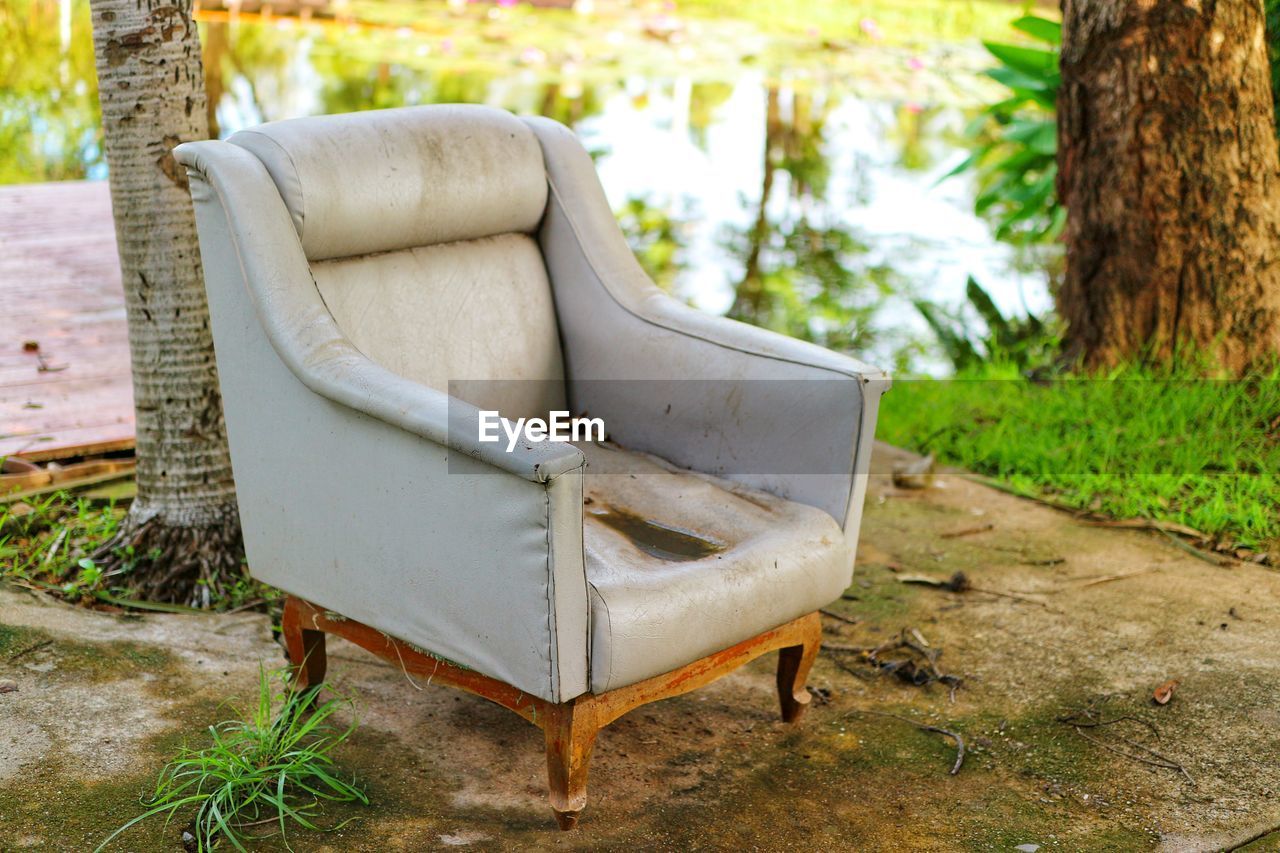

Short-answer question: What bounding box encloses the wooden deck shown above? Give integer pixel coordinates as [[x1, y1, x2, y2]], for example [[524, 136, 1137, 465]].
[[0, 181, 135, 461]]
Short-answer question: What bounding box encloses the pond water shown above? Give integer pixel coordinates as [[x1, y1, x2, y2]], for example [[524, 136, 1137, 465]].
[[2, 0, 1053, 374]]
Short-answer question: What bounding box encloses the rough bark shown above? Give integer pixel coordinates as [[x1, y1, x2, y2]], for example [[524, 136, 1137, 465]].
[[1058, 0, 1280, 373], [89, 0, 243, 605]]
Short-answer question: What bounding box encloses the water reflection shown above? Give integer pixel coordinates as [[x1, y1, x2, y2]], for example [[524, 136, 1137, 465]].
[[1, 0, 103, 182], [1, 0, 1053, 373]]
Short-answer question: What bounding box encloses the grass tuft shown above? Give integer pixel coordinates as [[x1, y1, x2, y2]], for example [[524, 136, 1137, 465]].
[[97, 665, 367, 852]]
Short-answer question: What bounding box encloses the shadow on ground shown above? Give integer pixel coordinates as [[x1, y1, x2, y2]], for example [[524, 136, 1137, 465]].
[[2, 444, 1279, 851]]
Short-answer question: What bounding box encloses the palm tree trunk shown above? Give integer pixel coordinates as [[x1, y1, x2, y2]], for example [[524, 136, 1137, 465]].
[[89, 0, 243, 605]]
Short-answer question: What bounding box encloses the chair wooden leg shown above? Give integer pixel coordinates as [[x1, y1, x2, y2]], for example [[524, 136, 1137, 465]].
[[776, 612, 821, 723], [282, 597, 327, 690], [544, 697, 600, 831], [280, 599, 827, 830]]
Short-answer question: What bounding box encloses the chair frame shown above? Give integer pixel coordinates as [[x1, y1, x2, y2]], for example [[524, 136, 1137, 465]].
[[281, 595, 821, 830]]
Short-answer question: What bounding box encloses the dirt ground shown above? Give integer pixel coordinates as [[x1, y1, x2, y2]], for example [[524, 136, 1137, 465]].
[[3, 443, 1280, 851]]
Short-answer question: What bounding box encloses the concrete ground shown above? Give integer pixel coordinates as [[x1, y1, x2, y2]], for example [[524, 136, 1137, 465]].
[[3, 443, 1280, 851]]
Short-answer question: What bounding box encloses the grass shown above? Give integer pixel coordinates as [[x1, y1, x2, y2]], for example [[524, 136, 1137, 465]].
[[878, 362, 1280, 560], [0, 492, 127, 599], [0, 491, 276, 611], [97, 666, 366, 852]]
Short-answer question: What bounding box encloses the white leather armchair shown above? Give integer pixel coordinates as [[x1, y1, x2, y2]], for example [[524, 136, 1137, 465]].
[[175, 105, 887, 830]]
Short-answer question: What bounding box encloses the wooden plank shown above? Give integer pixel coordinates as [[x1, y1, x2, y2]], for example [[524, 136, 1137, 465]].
[[0, 424, 136, 461], [0, 181, 135, 460]]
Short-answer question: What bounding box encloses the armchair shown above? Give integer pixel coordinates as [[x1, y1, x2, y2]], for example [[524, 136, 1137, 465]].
[[175, 105, 887, 830]]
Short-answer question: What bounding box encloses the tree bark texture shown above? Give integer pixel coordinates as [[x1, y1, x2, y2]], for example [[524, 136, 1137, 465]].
[[89, 0, 243, 604], [1058, 0, 1280, 373]]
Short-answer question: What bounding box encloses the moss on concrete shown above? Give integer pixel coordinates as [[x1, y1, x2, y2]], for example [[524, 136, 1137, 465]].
[[0, 620, 172, 682]]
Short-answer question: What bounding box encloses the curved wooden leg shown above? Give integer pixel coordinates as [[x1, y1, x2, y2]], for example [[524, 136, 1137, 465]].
[[282, 597, 327, 691], [544, 697, 599, 830], [776, 611, 822, 723]]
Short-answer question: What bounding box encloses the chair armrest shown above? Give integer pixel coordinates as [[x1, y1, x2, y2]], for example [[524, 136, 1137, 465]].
[[174, 140, 583, 484], [524, 117, 889, 529]]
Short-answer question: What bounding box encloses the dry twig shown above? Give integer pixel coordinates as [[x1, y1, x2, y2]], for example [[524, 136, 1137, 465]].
[[1158, 529, 1237, 568], [819, 609, 859, 626], [1074, 569, 1160, 589], [1067, 726, 1194, 785], [1057, 704, 1192, 785], [822, 628, 963, 701], [851, 709, 966, 775], [939, 523, 995, 539], [6, 639, 52, 663], [898, 571, 1061, 612]]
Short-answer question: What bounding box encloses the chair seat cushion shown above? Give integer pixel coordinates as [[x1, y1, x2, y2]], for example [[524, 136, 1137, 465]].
[[581, 442, 853, 694]]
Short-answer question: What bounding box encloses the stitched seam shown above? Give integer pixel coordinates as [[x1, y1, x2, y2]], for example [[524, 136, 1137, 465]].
[[545, 181, 866, 523], [588, 581, 612, 693], [233, 130, 308, 243], [543, 483, 557, 701]]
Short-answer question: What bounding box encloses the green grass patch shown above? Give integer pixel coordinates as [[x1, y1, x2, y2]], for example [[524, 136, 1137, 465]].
[[1, 489, 278, 611], [878, 363, 1280, 559], [99, 666, 366, 852], [0, 492, 123, 580]]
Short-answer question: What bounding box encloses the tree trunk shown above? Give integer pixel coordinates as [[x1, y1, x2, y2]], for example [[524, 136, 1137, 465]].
[[1057, 0, 1280, 373], [89, 0, 243, 605]]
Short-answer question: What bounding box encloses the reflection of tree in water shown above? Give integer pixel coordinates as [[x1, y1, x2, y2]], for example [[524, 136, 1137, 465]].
[[303, 50, 604, 127], [617, 196, 690, 293], [201, 20, 298, 130], [0, 0, 102, 182], [726, 85, 897, 356], [202, 22, 611, 131], [687, 81, 734, 152], [203, 22, 229, 137], [884, 102, 951, 173]]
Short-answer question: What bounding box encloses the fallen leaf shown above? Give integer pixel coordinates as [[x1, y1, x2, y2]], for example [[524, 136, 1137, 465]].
[[0, 680, 17, 694], [1153, 679, 1179, 705], [891, 453, 935, 490]]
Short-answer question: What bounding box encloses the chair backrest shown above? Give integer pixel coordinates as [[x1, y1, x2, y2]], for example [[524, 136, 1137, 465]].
[[228, 105, 566, 419]]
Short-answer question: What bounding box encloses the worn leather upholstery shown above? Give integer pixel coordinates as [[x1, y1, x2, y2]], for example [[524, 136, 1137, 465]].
[[175, 105, 887, 705], [525, 116, 887, 535], [229, 106, 548, 261], [311, 235, 566, 418], [581, 442, 851, 693]]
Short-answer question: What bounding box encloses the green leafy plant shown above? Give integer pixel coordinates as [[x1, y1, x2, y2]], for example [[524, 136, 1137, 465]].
[[0, 492, 123, 584], [949, 14, 1063, 246], [914, 276, 1058, 372], [98, 666, 366, 852], [1, 489, 274, 612]]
